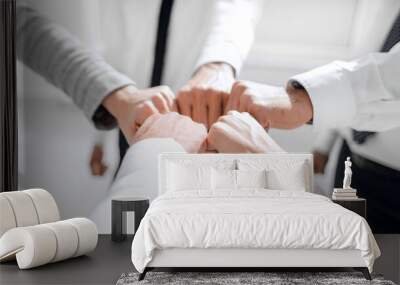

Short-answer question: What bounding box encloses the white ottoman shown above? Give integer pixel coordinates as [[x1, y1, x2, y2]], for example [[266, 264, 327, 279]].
[[0, 189, 98, 269]]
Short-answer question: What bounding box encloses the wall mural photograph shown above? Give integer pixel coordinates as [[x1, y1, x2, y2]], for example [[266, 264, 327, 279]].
[[1, 0, 399, 284]]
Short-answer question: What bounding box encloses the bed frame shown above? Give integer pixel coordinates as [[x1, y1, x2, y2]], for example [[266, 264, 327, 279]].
[[138, 154, 372, 281], [139, 248, 371, 280]]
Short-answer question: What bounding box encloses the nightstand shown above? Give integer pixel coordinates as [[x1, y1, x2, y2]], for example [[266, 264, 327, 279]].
[[332, 198, 366, 218], [111, 197, 149, 242]]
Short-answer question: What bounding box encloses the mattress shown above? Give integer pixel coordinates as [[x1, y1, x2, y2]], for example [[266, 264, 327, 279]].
[[131, 190, 380, 272]]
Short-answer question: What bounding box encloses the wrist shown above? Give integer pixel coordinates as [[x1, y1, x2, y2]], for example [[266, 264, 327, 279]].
[[197, 62, 235, 78], [102, 85, 138, 121], [286, 83, 314, 124]]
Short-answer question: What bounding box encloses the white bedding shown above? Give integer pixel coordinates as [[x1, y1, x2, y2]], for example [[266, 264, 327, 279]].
[[131, 190, 380, 273]]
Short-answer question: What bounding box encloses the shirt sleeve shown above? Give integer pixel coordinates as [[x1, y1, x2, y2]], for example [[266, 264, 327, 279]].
[[194, 0, 262, 75], [16, 4, 136, 129], [290, 43, 400, 132], [312, 129, 338, 155]]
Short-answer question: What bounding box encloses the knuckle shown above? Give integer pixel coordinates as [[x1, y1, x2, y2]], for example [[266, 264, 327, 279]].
[[242, 92, 250, 99], [210, 122, 224, 133], [151, 94, 161, 103], [159, 85, 172, 94], [177, 90, 190, 100], [141, 101, 155, 112], [233, 80, 247, 91]]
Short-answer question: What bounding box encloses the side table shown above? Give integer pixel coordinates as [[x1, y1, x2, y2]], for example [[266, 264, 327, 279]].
[[111, 197, 149, 242], [332, 197, 366, 219]]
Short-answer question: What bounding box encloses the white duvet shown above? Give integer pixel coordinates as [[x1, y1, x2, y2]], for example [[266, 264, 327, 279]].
[[131, 190, 380, 273]]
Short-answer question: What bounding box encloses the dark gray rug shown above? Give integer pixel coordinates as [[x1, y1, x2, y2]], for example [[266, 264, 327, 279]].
[[116, 272, 396, 285]]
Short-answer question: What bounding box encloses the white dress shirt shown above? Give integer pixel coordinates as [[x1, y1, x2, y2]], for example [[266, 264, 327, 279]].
[[313, 127, 400, 171], [98, 0, 261, 91], [292, 43, 400, 132], [294, 39, 400, 170], [89, 138, 185, 233]]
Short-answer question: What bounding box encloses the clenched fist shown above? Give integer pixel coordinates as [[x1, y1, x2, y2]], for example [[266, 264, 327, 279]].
[[132, 112, 207, 153], [207, 111, 285, 153], [102, 85, 176, 144], [225, 81, 313, 129], [176, 63, 234, 130]]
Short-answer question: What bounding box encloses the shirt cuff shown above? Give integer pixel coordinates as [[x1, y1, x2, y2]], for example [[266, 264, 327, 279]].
[[290, 61, 357, 130], [312, 130, 338, 155], [194, 42, 243, 76], [84, 71, 135, 130]]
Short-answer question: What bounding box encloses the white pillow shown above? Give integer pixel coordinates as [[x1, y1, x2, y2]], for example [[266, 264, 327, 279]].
[[212, 169, 236, 190], [212, 168, 268, 190], [237, 159, 308, 191], [267, 162, 306, 191], [167, 163, 212, 191], [236, 169, 267, 189]]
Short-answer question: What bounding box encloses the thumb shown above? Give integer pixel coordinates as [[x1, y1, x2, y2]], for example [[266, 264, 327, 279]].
[[124, 102, 159, 144]]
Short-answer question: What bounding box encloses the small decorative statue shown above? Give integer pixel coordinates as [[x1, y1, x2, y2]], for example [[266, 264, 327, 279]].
[[343, 157, 353, 189]]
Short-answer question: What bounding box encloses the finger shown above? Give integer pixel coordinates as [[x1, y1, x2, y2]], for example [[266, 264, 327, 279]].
[[216, 114, 232, 126], [221, 92, 230, 111], [239, 93, 250, 112], [207, 92, 223, 129], [198, 139, 208, 153], [207, 121, 236, 153], [132, 112, 162, 145], [176, 91, 192, 118], [159, 85, 175, 110], [135, 101, 159, 127], [172, 99, 179, 112], [192, 90, 208, 128], [207, 123, 221, 151], [224, 96, 234, 114], [225, 81, 243, 113], [151, 94, 169, 113]]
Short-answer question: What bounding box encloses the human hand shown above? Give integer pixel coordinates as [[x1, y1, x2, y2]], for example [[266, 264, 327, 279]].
[[207, 111, 285, 153], [102, 85, 175, 144], [132, 112, 207, 153], [176, 62, 234, 129], [89, 144, 108, 176], [313, 151, 329, 174], [225, 81, 313, 129]]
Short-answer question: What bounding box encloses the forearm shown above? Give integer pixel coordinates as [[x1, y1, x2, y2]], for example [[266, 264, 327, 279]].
[[16, 4, 135, 129], [195, 0, 261, 75], [291, 44, 400, 131]]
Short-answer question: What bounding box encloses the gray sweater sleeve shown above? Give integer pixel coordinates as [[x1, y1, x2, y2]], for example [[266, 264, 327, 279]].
[[16, 4, 135, 129]]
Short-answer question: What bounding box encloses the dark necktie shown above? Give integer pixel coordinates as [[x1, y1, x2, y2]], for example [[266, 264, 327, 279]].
[[150, 0, 175, 87], [117, 0, 174, 166], [352, 11, 400, 144]]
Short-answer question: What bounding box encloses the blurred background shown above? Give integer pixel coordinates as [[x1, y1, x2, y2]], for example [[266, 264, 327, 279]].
[[16, 0, 399, 281]]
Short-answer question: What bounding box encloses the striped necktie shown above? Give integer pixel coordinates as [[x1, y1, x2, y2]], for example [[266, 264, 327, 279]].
[[352, 11, 400, 144]]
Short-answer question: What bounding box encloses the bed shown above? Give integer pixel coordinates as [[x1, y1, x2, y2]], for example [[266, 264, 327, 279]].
[[131, 153, 380, 280]]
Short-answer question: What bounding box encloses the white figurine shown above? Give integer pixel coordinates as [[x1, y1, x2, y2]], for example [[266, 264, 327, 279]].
[[343, 157, 353, 189]]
